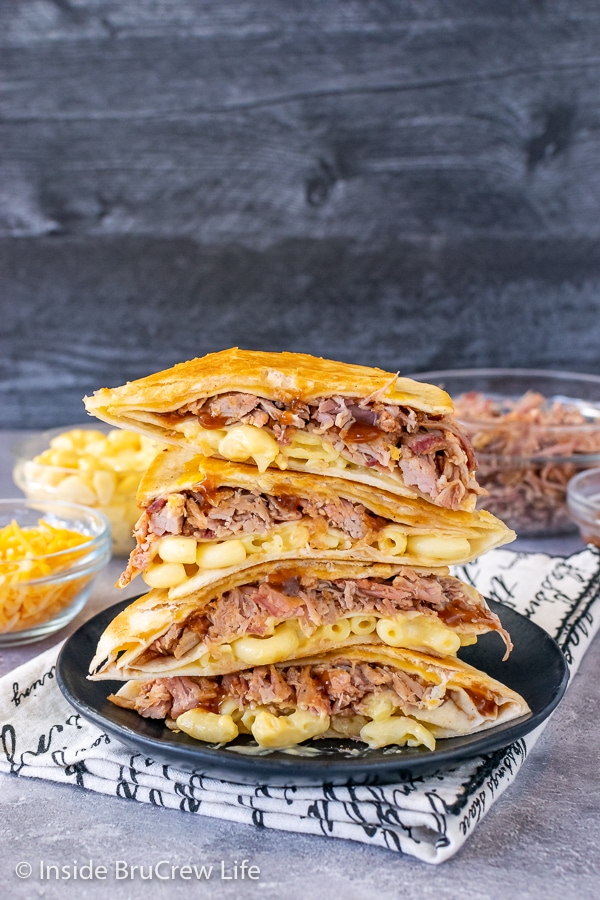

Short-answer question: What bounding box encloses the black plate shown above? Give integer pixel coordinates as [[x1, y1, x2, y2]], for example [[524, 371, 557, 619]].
[[56, 598, 569, 786]]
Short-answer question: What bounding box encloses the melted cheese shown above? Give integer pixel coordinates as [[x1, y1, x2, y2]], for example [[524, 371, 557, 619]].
[[176, 708, 238, 743], [405, 534, 471, 559], [376, 613, 461, 655], [251, 709, 330, 749], [231, 623, 300, 665], [169, 419, 405, 489], [359, 716, 436, 751]]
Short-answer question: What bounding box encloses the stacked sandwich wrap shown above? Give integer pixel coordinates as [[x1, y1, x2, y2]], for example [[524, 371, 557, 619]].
[[85, 349, 528, 752]]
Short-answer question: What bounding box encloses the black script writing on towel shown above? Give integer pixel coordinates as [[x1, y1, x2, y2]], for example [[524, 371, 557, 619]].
[[12, 666, 56, 707]]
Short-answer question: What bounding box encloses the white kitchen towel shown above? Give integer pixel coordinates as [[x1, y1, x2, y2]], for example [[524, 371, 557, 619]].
[[1, 547, 599, 864]]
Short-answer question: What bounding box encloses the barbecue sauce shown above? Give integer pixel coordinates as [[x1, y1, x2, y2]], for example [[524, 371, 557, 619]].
[[264, 568, 305, 587], [190, 476, 222, 507], [344, 422, 386, 444], [271, 492, 304, 515], [437, 597, 487, 629], [467, 688, 498, 717], [278, 397, 309, 425], [195, 410, 230, 429], [197, 694, 224, 715]]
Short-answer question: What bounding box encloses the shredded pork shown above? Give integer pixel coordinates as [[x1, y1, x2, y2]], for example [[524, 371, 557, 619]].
[[167, 391, 483, 510], [120, 488, 384, 587], [117, 659, 447, 722], [134, 571, 511, 666]]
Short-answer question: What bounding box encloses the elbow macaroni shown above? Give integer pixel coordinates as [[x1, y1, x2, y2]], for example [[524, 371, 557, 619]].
[[375, 525, 408, 556], [218, 697, 245, 723], [170, 419, 344, 472], [180, 419, 226, 452], [405, 534, 471, 560], [145, 522, 477, 594], [198, 644, 236, 669], [15, 427, 159, 556], [312, 529, 346, 550], [239, 705, 271, 733], [196, 539, 248, 569], [251, 709, 331, 749], [376, 614, 461, 655], [232, 623, 300, 665], [132, 607, 465, 669], [176, 708, 239, 743], [349, 614, 377, 635], [142, 561, 188, 589], [239, 522, 310, 556], [154, 523, 313, 593], [157, 535, 197, 564], [360, 692, 399, 722], [359, 716, 436, 751], [174, 704, 436, 751], [316, 618, 352, 643]]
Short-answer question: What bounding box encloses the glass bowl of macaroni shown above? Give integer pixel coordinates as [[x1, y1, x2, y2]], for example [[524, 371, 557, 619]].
[[13, 425, 161, 556], [411, 369, 600, 537], [0, 498, 111, 646]]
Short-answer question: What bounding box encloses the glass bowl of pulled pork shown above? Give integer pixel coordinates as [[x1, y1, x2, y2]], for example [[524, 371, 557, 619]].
[[411, 369, 600, 536]]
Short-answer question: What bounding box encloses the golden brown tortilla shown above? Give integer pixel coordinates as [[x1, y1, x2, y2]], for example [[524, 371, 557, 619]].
[[83, 350, 487, 512], [84, 348, 453, 418]]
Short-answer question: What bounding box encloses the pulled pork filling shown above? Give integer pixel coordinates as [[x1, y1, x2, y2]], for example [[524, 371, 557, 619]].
[[135, 572, 511, 665], [121, 487, 386, 585], [166, 392, 483, 510], [116, 661, 496, 723]]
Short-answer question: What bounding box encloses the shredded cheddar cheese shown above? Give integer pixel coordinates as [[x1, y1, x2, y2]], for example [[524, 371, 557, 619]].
[[0, 519, 94, 633]]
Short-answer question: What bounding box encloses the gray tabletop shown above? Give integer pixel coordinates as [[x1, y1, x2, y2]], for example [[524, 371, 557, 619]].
[[1, 430, 598, 899]]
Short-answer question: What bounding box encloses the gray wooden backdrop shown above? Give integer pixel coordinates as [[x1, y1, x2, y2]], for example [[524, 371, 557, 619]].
[[2, 1, 600, 429]]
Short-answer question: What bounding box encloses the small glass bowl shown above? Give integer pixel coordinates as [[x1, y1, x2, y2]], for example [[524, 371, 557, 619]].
[[567, 468, 600, 548], [411, 369, 600, 537], [0, 498, 111, 646], [13, 424, 159, 556]]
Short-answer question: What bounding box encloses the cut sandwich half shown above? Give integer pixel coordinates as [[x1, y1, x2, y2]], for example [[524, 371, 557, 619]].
[[83, 348, 484, 511], [89, 560, 512, 682], [108, 644, 530, 751], [121, 447, 514, 598]]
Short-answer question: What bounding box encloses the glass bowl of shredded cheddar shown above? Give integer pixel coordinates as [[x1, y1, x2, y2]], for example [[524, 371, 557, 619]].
[[0, 499, 111, 645], [13, 425, 161, 556]]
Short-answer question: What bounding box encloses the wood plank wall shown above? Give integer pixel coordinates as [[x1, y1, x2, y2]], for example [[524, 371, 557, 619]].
[[2, 1, 600, 427]]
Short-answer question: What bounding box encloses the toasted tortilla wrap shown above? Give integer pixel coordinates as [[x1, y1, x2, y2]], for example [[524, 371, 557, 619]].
[[89, 559, 512, 682], [83, 348, 483, 511], [122, 447, 514, 597], [108, 644, 530, 751]]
